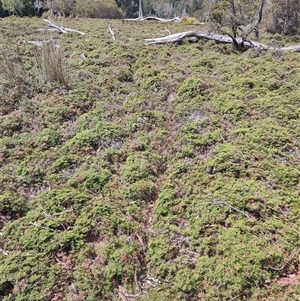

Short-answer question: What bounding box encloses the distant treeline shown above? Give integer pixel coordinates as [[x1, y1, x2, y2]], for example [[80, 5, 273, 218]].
[[0, 0, 299, 35]]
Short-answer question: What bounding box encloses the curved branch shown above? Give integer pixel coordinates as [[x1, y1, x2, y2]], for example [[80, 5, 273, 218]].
[[222, 31, 240, 49]]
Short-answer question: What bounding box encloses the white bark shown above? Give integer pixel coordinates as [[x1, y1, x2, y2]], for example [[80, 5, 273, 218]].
[[108, 21, 115, 40], [144, 30, 300, 52], [124, 16, 180, 22], [44, 19, 85, 35], [138, 0, 143, 19]]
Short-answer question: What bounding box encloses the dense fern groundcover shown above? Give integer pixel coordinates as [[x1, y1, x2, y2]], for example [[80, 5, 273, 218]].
[[0, 17, 300, 301]]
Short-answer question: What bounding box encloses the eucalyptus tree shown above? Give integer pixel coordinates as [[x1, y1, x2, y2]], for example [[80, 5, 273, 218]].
[[210, 0, 265, 50]]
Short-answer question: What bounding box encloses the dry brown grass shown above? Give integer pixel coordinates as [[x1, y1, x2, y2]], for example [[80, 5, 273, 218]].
[[0, 47, 23, 85], [36, 41, 69, 87]]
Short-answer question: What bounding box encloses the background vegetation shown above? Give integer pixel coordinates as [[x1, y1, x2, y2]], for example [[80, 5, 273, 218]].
[[0, 15, 300, 301], [0, 0, 299, 36]]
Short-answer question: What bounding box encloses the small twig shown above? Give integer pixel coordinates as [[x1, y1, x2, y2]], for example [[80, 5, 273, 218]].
[[282, 81, 300, 90], [165, 27, 171, 35], [125, 294, 143, 299], [109, 21, 115, 41], [40, 208, 68, 230], [134, 270, 143, 295], [134, 232, 145, 249], [210, 201, 250, 219], [51, 209, 73, 216], [228, 293, 243, 301], [29, 221, 56, 232], [268, 248, 299, 271], [220, 133, 227, 143], [117, 286, 129, 301]]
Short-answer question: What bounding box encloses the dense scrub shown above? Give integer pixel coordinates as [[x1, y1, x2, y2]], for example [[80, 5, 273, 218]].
[[0, 17, 300, 301]]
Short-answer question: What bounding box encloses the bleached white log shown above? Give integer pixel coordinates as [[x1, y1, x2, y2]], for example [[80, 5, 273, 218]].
[[44, 19, 85, 35], [124, 16, 180, 22], [144, 30, 300, 52]]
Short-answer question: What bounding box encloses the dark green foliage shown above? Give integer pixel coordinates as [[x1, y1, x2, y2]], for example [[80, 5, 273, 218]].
[[0, 192, 27, 214], [121, 151, 164, 182], [67, 163, 111, 192]]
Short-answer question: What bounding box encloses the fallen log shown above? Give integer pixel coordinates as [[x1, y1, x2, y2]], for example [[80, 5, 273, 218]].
[[44, 19, 85, 35], [144, 30, 300, 52], [124, 16, 180, 23]]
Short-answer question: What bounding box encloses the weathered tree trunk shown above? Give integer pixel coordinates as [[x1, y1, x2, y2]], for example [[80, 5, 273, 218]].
[[138, 0, 143, 19], [124, 16, 180, 22], [144, 30, 300, 52]]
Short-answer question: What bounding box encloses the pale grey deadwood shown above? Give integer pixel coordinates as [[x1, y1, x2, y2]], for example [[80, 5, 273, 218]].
[[44, 19, 85, 35], [144, 30, 300, 52]]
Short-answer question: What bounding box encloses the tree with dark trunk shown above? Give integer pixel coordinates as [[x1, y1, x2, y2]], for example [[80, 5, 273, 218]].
[[210, 0, 265, 51]]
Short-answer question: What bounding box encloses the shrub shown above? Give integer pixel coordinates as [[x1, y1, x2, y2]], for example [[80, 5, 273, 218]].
[[0, 191, 27, 215], [121, 151, 163, 183], [75, 0, 122, 18], [0, 47, 27, 89], [52, 0, 75, 16], [179, 16, 200, 25]]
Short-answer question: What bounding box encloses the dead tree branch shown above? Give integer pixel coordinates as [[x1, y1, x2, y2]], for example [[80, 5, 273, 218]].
[[134, 270, 142, 295], [108, 21, 115, 40], [44, 19, 85, 35], [117, 286, 129, 301], [209, 200, 251, 219]]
